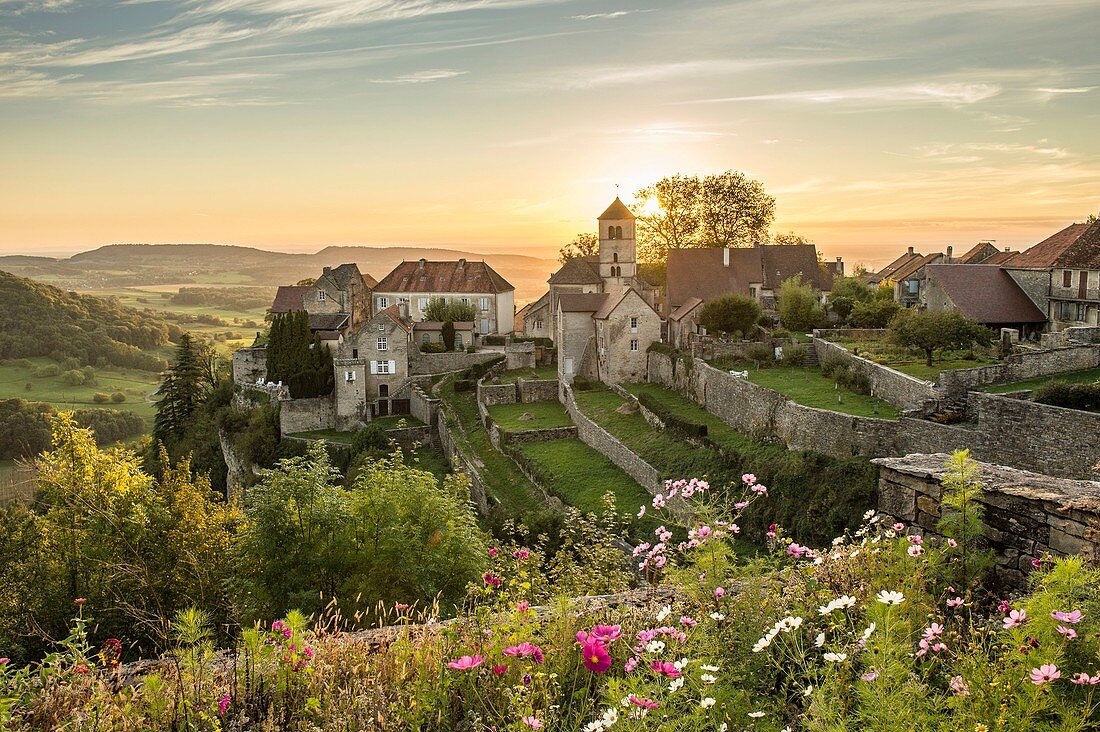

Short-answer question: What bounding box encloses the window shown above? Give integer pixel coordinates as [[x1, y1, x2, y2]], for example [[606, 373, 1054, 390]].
[[377, 336, 388, 351], [352, 348, 359, 359], [377, 360, 391, 374], [613, 252, 619, 263], [379, 384, 389, 397], [1064, 270, 1073, 288], [907, 280, 919, 294], [460, 297, 470, 306], [378, 296, 389, 309], [345, 370, 356, 382], [422, 333, 431, 344], [630, 339, 639, 352], [615, 225, 623, 239], [480, 297, 489, 311], [318, 290, 326, 301], [455, 333, 463, 348], [608, 226, 616, 240], [534, 319, 544, 330], [377, 324, 385, 331], [1056, 301, 1088, 321], [630, 316, 638, 332], [419, 297, 428, 310]]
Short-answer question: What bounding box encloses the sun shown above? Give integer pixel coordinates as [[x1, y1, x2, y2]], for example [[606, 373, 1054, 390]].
[[640, 197, 663, 217]]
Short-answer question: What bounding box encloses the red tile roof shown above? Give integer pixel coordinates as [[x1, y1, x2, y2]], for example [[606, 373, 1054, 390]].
[[549, 257, 603, 285], [375, 259, 514, 294], [378, 304, 412, 333], [983, 251, 1019, 265], [869, 251, 922, 283], [925, 264, 1046, 324], [891, 253, 943, 281], [1009, 223, 1090, 268], [957, 242, 1000, 264], [271, 285, 308, 312], [1052, 219, 1100, 269], [669, 297, 703, 322], [666, 245, 832, 308], [598, 197, 636, 220]]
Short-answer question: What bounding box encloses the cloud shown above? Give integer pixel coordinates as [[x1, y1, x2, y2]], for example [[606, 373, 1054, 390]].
[[686, 82, 1002, 107], [33, 22, 259, 67], [918, 142, 1071, 160], [369, 68, 466, 84], [545, 56, 859, 90], [1034, 86, 1096, 94], [0, 0, 74, 14], [571, 9, 648, 20]]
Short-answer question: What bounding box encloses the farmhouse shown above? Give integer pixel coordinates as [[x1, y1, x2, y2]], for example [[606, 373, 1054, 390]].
[[269, 263, 374, 342], [373, 258, 515, 336], [333, 305, 413, 423]]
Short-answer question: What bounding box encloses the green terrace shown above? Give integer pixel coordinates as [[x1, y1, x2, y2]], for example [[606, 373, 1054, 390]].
[[982, 366, 1100, 394], [742, 365, 899, 419], [829, 338, 999, 381], [487, 401, 573, 431]]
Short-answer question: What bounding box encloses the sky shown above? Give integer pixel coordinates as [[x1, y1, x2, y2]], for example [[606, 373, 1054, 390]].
[[0, 0, 1097, 268]]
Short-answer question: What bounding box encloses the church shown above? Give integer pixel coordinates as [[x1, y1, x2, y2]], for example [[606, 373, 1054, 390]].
[[522, 198, 663, 384]]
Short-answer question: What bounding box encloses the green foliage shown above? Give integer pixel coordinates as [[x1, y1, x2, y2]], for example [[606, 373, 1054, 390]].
[[170, 286, 274, 311], [0, 399, 144, 460], [441, 321, 456, 352], [936, 450, 994, 590], [1033, 379, 1100, 412], [266, 310, 314, 384], [351, 422, 388, 455], [423, 298, 477, 323], [420, 341, 447, 353], [743, 342, 773, 366], [777, 276, 826, 332], [32, 364, 60, 378], [850, 298, 902, 328], [828, 275, 874, 322], [558, 232, 598, 263], [820, 353, 871, 394], [60, 367, 95, 387], [698, 294, 762, 339], [779, 343, 807, 366], [153, 333, 216, 449], [0, 271, 173, 371], [889, 310, 994, 367]]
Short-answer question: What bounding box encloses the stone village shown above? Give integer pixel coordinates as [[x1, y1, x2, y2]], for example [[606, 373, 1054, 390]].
[[233, 199, 1100, 586]]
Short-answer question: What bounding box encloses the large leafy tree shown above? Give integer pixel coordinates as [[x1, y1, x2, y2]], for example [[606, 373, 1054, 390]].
[[777, 276, 826, 333], [698, 295, 762, 339], [558, 232, 599, 263], [635, 175, 700, 264], [828, 276, 875, 323], [423, 298, 477, 323], [153, 333, 216, 449], [889, 310, 994, 367]]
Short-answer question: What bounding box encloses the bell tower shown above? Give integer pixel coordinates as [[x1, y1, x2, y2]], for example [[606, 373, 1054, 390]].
[[597, 196, 637, 291]]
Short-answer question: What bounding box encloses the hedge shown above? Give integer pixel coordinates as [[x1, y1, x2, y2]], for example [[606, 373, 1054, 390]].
[[637, 392, 708, 439]]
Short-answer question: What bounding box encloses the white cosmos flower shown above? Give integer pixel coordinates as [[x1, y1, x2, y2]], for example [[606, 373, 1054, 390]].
[[804, 685, 813, 696], [602, 707, 618, 725], [861, 622, 877, 641], [674, 657, 689, 670], [669, 677, 684, 692], [748, 711, 764, 718], [814, 632, 825, 647], [700, 664, 720, 672], [645, 640, 665, 654], [710, 612, 725, 620], [700, 697, 716, 708], [656, 605, 671, 622], [583, 722, 604, 732], [876, 590, 905, 606], [701, 673, 717, 684], [824, 652, 848, 663]]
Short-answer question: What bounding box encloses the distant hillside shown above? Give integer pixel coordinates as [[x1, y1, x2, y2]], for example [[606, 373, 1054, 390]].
[[0, 243, 557, 303], [0, 270, 177, 371]]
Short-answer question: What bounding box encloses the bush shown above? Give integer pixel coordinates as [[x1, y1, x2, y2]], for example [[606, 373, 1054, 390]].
[[33, 364, 60, 378], [110, 391, 126, 403], [420, 342, 447, 354], [482, 335, 507, 346], [770, 327, 791, 340], [61, 369, 89, 386], [698, 294, 762, 339], [777, 276, 826, 332], [819, 353, 848, 378], [352, 423, 389, 455], [92, 392, 111, 403], [744, 343, 773, 366], [779, 343, 807, 366], [850, 298, 902, 328], [1033, 380, 1100, 412]]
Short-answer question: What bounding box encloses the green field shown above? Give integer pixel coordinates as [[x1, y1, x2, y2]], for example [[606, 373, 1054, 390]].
[[741, 366, 899, 418], [831, 339, 998, 381], [497, 366, 558, 383], [983, 366, 1100, 394], [0, 357, 161, 426], [488, 401, 572, 431]]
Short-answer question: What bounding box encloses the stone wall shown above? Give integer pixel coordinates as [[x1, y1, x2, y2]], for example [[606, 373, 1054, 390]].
[[478, 381, 517, 407], [409, 384, 439, 427], [436, 407, 489, 515], [505, 341, 536, 370], [499, 426, 579, 445], [232, 347, 268, 387], [560, 383, 662, 494], [812, 337, 942, 409], [937, 346, 1100, 397], [874, 453, 1100, 587], [279, 396, 336, 435], [1065, 326, 1100, 344], [410, 350, 501, 375], [518, 379, 560, 403]]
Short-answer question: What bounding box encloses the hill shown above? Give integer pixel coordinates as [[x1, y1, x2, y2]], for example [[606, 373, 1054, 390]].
[[0, 270, 178, 371], [0, 243, 557, 303]]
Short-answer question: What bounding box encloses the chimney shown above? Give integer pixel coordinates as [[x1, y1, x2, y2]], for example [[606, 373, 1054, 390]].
[[907, 246, 914, 255], [946, 245, 953, 262], [723, 248, 730, 267], [457, 258, 466, 269], [323, 266, 331, 276], [397, 301, 409, 319], [418, 258, 426, 270]]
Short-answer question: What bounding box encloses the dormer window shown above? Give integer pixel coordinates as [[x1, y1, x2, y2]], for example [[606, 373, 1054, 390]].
[[318, 290, 326, 301]]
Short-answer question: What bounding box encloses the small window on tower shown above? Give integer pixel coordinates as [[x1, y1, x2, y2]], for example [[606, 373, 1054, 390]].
[[615, 225, 623, 239], [1063, 270, 1073, 288], [630, 339, 639, 352], [613, 252, 619, 263]]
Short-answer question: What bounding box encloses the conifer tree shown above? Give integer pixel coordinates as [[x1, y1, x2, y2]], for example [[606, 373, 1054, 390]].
[[153, 333, 211, 449]]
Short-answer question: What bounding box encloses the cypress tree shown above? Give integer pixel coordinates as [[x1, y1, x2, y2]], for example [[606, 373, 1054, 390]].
[[153, 333, 207, 448]]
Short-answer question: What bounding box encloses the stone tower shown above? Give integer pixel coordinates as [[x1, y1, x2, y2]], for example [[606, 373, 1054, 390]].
[[597, 196, 637, 292]]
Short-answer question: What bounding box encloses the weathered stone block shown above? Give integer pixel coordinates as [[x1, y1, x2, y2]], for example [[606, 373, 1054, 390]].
[[916, 495, 940, 518]]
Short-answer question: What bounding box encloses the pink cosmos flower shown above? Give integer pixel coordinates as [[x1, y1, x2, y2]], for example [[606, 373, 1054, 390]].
[[1003, 609, 1027, 629], [1031, 558, 1042, 569], [447, 655, 485, 670], [581, 640, 612, 674], [488, 547, 499, 556], [590, 625, 622, 644], [907, 545, 923, 557], [1071, 672, 1100, 685], [714, 587, 725, 599], [751, 484, 768, 495], [650, 660, 682, 678], [922, 623, 944, 641], [629, 694, 660, 709], [861, 671, 879, 681], [947, 597, 964, 609], [394, 603, 409, 611], [624, 656, 639, 673], [947, 538, 958, 548], [512, 548, 530, 560], [907, 535, 923, 545], [637, 505, 646, 518], [787, 543, 808, 558], [742, 473, 757, 485], [483, 572, 501, 588], [734, 500, 749, 509], [892, 523, 905, 532], [1057, 625, 1078, 640], [997, 599, 1011, 613], [1030, 664, 1060, 685], [0, 658, 9, 665], [680, 616, 698, 627], [1052, 610, 1083, 624], [950, 675, 970, 696], [217, 693, 231, 715], [522, 717, 543, 729], [766, 523, 777, 539], [503, 643, 545, 664], [492, 664, 508, 675]]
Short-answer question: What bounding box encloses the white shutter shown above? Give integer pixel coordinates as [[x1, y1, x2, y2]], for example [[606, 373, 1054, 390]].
[[369, 362, 378, 375], [388, 360, 396, 374]]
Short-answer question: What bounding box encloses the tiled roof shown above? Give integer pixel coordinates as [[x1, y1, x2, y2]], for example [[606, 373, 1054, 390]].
[[666, 245, 832, 308], [984, 251, 1019, 265], [925, 265, 1046, 324], [1009, 223, 1090, 268], [598, 197, 636, 220], [869, 251, 923, 283], [760, 245, 835, 290], [378, 304, 412, 333], [316, 330, 342, 340], [892, 253, 943, 281], [271, 285, 308, 312], [328, 263, 363, 290], [1053, 219, 1100, 269], [957, 242, 1000, 264], [669, 297, 703, 322], [375, 259, 514, 294], [558, 292, 609, 313], [549, 257, 603, 285], [308, 313, 349, 331]]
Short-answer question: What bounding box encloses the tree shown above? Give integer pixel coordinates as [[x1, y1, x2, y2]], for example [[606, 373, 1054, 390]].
[[153, 333, 215, 449], [850, 298, 901, 328], [558, 232, 598, 263], [423, 298, 476, 323], [697, 171, 775, 249], [441, 321, 456, 352], [698, 295, 762, 339], [889, 310, 993, 367], [777, 277, 826, 333], [771, 231, 812, 246], [635, 174, 700, 264], [828, 276, 874, 322]]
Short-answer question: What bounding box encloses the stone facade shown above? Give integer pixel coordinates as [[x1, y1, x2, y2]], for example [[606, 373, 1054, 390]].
[[436, 407, 490, 515], [594, 289, 662, 385], [231, 347, 268, 387], [279, 397, 336, 435], [505, 341, 536, 370], [937, 345, 1100, 397], [874, 453, 1100, 587], [557, 309, 597, 384], [334, 307, 413, 426], [519, 379, 560, 403]]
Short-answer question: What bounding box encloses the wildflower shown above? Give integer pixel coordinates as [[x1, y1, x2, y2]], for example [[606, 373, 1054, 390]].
[[814, 633, 825, 647], [394, 602, 409, 610], [492, 664, 508, 675], [73, 663, 90, 675], [680, 616, 697, 627], [1003, 609, 1027, 629], [503, 643, 545, 664], [907, 535, 923, 545], [950, 675, 970, 696], [581, 641, 612, 674], [1031, 558, 1042, 569], [861, 671, 879, 681], [710, 612, 725, 620], [1030, 664, 1060, 685], [766, 523, 777, 539], [74, 598, 87, 606], [512, 548, 530, 560], [624, 656, 639, 673], [651, 660, 682, 678], [997, 599, 1011, 613], [483, 572, 502, 588], [701, 664, 720, 672], [652, 494, 666, 509], [907, 545, 923, 557], [522, 717, 544, 729], [602, 708, 619, 725], [860, 623, 877, 642], [1071, 672, 1100, 685], [947, 597, 964, 609], [589, 625, 623, 644], [1052, 610, 1083, 624], [947, 539, 958, 548], [629, 694, 660, 709], [645, 640, 665, 654], [863, 509, 876, 520], [517, 601, 530, 614], [1057, 625, 1078, 640], [217, 693, 231, 715], [668, 676, 684, 692], [875, 590, 905, 606], [0, 658, 8, 665], [892, 522, 905, 531], [823, 652, 847, 663], [734, 500, 749, 509], [748, 711, 765, 718], [701, 673, 717, 684], [656, 605, 671, 623], [637, 505, 646, 518], [488, 547, 499, 556], [700, 697, 716, 708], [922, 623, 944, 641], [818, 595, 856, 615], [447, 655, 485, 670]]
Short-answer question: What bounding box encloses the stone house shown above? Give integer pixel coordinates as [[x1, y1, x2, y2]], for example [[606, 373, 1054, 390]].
[[921, 264, 1047, 338], [594, 289, 663, 384], [523, 198, 662, 341], [891, 251, 947, 307], [334, 304, 413, 424], [413, 321, 478, 350], [269, 262, 375, 340], [1008, 220, 1100, 331], [667, 297, 704, 350], [373, 258, 515, 335]]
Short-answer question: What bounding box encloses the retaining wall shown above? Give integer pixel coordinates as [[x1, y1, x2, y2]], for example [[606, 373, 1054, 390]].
[[518, 379, 560, 403], [875, 453, 1100, 587], [232, 347, 268, 387], [411, 351, 502, 375], [409, 385, 439, 427], [279, 396, 335, 435], [478, 382, 518, 406], [436, 407, 489, 515], [812, 337, 942, 409], [937, 346, 1100, 397]]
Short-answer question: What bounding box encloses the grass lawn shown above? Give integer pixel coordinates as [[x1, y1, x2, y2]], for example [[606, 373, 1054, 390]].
[[983, 366, 1100, 393], [404, 444, 451, 482], [515, 437, 656, 527], [622, 383, 759, 452], [741, 366, 899, 418], [488, 401, 572, 431], [436, 378, 546, 516], [498, 366, 558, 383], [0, 357, 160, 426], [832, 339, 998, 381], [372, 415, 425, 429]]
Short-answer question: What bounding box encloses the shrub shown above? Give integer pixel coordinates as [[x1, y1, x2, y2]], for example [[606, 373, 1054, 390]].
[[777, 276, 826, 332], [770, 327, 791, 340], [744, 343, 773, 366], [92, 392, 111, 403], [698, 294, 762, 339], [110, 391, 126, 403], [1033, 380, 1100, 412], [819, 353, 849, 378], [32, 364, 60, 378], [352, 423, 389, 455], [850, 298, 902, 328], [780, 343, 807, 366], [482, 335, 507, 346], [420, 342, 447, 354], [60, 369, 89, 386]]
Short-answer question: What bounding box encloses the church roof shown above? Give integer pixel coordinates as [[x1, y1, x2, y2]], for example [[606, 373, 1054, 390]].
[[549, 257, 603, 285], [598, 197, 636, 221], [593, 287, 660, 320], [558, 293, 609, 313]]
